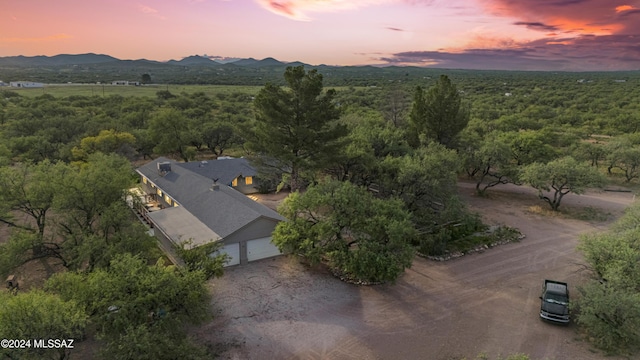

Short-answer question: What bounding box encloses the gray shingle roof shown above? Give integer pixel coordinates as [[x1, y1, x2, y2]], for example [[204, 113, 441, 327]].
[[148, 206, 221, 249], [176, 158, 257, 186], [137, 158, 284, 240]]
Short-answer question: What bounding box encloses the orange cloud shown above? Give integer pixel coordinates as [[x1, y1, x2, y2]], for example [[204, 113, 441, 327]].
[[547, 17, 623, 35], [0, 34, 72, 43], [479, 0, 633, 36], [615, 5, 635, 12], [457, 34, 520, 50]]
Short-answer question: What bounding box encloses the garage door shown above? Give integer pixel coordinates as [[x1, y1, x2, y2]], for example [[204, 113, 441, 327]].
[[212, 243, 240, 267], [247, 237, 281, 262]]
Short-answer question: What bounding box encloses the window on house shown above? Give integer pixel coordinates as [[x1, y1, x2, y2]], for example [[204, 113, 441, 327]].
[[245, 176, 253, 185], [142, 177, 148, 184], [232, 178, 238, 187], [174, 202, 179, 207], [157, 188, 162, 196], [164, 194, 171, 205]]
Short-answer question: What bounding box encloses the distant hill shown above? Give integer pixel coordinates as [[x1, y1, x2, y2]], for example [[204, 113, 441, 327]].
[[230, 58, 259, 66], [0, 53, 119, 67], [167, 55, 221, 66], [254, 57, 285, 67], [0, 53, 311, 69]]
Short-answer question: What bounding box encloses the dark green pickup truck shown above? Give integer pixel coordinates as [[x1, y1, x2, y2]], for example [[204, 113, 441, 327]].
[[539, 280, 570, 324]]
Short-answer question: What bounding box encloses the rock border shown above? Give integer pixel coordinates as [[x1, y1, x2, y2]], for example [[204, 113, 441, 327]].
[[418, 226, 525, 262]]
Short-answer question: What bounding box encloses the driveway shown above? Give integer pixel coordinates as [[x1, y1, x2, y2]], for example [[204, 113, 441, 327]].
[[198, 183, 635, 360]]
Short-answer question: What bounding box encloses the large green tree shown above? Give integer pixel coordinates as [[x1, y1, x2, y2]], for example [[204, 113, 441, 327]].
[[273, 180, 415, 283], [0, 154, 154, 274], [148, 108, 195, 162], [0, 290, 88, 360], [464, 132, 521, 195], [0, 161, 61, 239], [409, 75, 470, 148], [247, 66, 344, 191], [521, 156, 605, 211], [576, 203, 640, 354], [46, 254, 212, 360]]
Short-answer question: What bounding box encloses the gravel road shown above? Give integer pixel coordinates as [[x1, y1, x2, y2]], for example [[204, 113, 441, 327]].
[[199, 183, 635, 360]]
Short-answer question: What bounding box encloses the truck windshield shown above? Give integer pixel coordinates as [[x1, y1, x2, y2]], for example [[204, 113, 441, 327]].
[[545, 293, 568, 305]]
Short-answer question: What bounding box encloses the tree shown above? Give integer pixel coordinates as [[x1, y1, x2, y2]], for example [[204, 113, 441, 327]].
[[409, 75, 470, 148], [46, 254, 212, 359], [326, 112, 409, 184], [378, 143, 459, 216], [71, 129, 137, 161], [273, 181, 415, 283], [502, 130, 558, 166], [141, 73, 151, 84], [0, 161, 61, 239], [246, 66, 344, 191], [521, 156, 605, 211], [606, 144, 640, 182], [201, 121, 237, 157], [575, 205, 640, 354], [174, 240, 228, 280], [55, 153, 133, 236], [148, 108, 195, 162], [54, 153, 143, 270], [574, 281, 640, 353], [466, 132, 521, 195], [0, 290, 88, 360], [380, 85, 409, 127], [571, 141, 605, 167]]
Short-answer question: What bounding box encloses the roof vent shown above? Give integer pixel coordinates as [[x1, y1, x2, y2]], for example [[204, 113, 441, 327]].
[[157, 161, 171, 176], [210, 178, 220, 191]]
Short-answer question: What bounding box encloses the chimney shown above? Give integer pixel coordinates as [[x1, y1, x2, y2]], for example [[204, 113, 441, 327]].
[[210, 178, 220, 191]]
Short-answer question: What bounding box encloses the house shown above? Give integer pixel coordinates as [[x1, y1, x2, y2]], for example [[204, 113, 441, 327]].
[[9, 81, 44, 88], [135, 157, 284, 266]]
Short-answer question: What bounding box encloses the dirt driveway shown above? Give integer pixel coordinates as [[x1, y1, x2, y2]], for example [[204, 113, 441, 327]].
[[199, 183, 635, 360]]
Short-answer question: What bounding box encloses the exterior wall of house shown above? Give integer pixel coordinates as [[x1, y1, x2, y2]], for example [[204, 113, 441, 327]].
[[140, 177, 176, 209], [223, 218, 280, 245], [232, 175, 259, 194]]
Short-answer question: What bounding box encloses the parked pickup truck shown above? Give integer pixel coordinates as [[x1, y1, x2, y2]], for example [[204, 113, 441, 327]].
[[539, 280, 570, 324]]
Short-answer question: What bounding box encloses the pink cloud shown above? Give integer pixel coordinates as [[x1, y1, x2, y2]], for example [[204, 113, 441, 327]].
[[254, 0, 391, 20], [138, 4, 166, 20]]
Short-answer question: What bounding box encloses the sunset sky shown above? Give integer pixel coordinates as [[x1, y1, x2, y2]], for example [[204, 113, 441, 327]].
[[1, 0, 639, 71]]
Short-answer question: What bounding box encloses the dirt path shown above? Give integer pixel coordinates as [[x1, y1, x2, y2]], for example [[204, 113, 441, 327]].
[[199, 183, 635, 360]]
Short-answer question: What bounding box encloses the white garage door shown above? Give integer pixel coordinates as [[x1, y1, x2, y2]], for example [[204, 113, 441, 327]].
[[212, 243, 240, 267], [247, 237, 281, 262]]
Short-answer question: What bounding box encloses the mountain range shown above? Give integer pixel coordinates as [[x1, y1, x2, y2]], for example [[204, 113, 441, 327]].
[[1, 53, 634, 87], [0, 53, 301, 68]]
